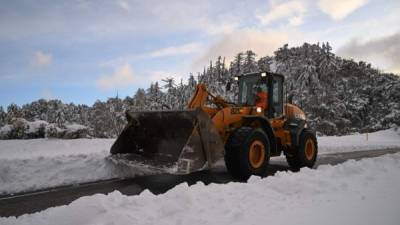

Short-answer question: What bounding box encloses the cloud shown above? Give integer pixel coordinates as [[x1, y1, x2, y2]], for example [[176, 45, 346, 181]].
[[338, 32, 400, 74], [40, 89, 55, 100], [101, 42, 203, 68], [192, 29, 296, 70], [257, 0, 368, 27], [32, 51, 52, 67], [147, 42, 202, 58], [258, 0, 307, 26], [96, 63, 185, 91], [317, 0, 368, 20], [96, 64, 136, 90], [116, 0, 130, 11], [202, 21, 239, 35]]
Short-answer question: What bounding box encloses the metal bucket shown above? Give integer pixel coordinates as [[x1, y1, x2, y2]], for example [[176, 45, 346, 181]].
[[110, 108, 224, 174]]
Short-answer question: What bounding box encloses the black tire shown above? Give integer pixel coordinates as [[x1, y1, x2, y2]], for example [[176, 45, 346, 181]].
[[286, 130, 318, 171], [224, 127, 270, 180]]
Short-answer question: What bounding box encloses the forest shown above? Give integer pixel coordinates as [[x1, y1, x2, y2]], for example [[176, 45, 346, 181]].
[[1, 42, 399, 139]]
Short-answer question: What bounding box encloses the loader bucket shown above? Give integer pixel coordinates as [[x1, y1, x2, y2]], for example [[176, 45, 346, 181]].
[[110, 108, 225, 174]]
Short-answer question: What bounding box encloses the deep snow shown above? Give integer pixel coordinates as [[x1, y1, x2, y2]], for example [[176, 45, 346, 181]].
[[0, 128, 399, 195], [318, 128, 400, 153], [0, 139, 154, 194], [2, 152, 400, 224]]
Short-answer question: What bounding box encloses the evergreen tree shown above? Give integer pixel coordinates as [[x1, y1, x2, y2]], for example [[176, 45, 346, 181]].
[[162, 77, 177, 109], [1, 42, 400, 139], [146, 82, 163, 110], [6, 103, 22, 123], [133, 88, 146, 110], [243, 50, 258, 73], [0, 106, 5, 127]]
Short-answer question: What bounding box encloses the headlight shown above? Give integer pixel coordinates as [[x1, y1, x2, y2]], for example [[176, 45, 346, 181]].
[[261, 72, 267, 77], [234, 76, 239, 81], [256, 107, 262, 113]]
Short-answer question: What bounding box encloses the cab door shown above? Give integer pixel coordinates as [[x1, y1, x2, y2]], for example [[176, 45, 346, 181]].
[[267, 74, 284, 118]]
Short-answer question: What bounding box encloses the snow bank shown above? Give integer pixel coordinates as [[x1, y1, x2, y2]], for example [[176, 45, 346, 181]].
[[2, 152, 400, 224], [0, 138, 114, 160], [0, 128, 399, 195], [318, 128, 400, 154], [0, 119, 93, 139], [0, 139, 154, 195]]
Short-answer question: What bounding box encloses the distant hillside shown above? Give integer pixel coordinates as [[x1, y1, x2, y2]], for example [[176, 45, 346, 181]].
[[1, 42, 399, 139]]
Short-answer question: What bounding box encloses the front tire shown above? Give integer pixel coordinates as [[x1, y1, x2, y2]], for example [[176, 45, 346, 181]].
[[225, 127, 270, 180], [286, 130, 318, 171]]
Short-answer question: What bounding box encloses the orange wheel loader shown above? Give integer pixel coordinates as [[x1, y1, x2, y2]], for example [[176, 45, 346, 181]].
[[110, 72, 318, 180]]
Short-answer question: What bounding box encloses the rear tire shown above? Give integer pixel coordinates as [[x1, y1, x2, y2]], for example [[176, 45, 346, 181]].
[[286, 130, 318, 171], [224, 127, 270, 180]]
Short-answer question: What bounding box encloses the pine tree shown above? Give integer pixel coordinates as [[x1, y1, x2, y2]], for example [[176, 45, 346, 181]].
[[133, 88, 146, 110], [6, 103, 22, 123], [162, 77, 177, 109], [243, 50, 258, 73], [0, 106, 5, 127], [2, 42, 400, 139], [146, 82, 163, 110]]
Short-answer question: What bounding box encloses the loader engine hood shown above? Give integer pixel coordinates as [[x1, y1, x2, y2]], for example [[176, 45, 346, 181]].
[[284, 103, 306, 121]]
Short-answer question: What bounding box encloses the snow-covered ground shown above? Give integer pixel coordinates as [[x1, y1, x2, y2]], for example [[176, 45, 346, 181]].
[[318, 128, 400, 153], [2, 152, 400, 224], [0, 139, 147, 195], [0, 128, 399, 195]]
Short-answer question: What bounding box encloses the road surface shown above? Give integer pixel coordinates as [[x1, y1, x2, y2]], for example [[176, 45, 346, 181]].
[[0, 148, 399, 217]]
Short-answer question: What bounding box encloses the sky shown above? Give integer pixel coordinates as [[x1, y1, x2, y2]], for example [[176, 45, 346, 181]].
[[0, 0, 399, 108]]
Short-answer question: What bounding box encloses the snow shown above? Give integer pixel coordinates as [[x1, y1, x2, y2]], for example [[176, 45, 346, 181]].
[[0, 138, 113, 160], [0, 124, 12, 137], [0, 125, 12, 133], [318, 128, 400, 154], [0, 139, 154, 195], [2, 152, 400, 224], [64, 123, 87, 132], [0, 128, 399, 195], [26, 120, 48, 134]]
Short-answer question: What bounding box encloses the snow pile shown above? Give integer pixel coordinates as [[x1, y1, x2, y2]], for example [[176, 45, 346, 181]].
[[0, 125, 12, 137], [0, 139, 158, 195], [2, 153, 400, 224], [0, 119, 47, 139], [26, 120, 48, 134], [318, 128, 400, 154], [1, 128, 400, 195], [0, 138, 113, 160], [60, 123, 92, 139], [0, 118, 92, 139]]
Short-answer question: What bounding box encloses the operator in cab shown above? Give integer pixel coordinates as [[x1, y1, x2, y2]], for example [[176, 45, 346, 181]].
[[255, 87, 268, 110]]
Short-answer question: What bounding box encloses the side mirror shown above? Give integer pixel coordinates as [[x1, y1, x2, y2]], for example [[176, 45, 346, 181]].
[[226, 82, 231, 91]]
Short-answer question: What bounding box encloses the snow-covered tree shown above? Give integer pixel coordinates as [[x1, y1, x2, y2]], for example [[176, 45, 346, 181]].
[[6, 103, 22, 123], [243, 50, 258, 73], [162, 77, 177, 109], [1, 42, 400, 139], [133, 88, 146, 110], [0, 106, 6, 127]]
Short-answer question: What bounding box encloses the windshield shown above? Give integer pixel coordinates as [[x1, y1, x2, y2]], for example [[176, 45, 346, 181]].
[[238, 75, 267, 105]]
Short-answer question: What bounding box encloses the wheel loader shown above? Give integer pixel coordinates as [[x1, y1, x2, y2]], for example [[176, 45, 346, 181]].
[[110, 72, 318, 180]]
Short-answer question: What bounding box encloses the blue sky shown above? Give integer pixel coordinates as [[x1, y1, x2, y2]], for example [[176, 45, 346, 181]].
[[0, 0, 399, 108]]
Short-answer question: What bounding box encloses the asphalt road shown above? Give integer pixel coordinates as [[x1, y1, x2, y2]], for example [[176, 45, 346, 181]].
[[1, 148, 399, 218]]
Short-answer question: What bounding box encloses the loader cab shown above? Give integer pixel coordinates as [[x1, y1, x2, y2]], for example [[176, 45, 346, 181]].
[[237, 72, 284, 118]]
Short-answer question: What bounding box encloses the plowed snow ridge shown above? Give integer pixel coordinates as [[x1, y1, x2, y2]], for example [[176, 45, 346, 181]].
[[0, 128, 399, 195], [2, 152, 400, 224]]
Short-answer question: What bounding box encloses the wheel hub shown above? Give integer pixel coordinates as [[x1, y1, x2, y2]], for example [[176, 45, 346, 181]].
[[249, 140, 265, 169], [305, 138, 315, 161]]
